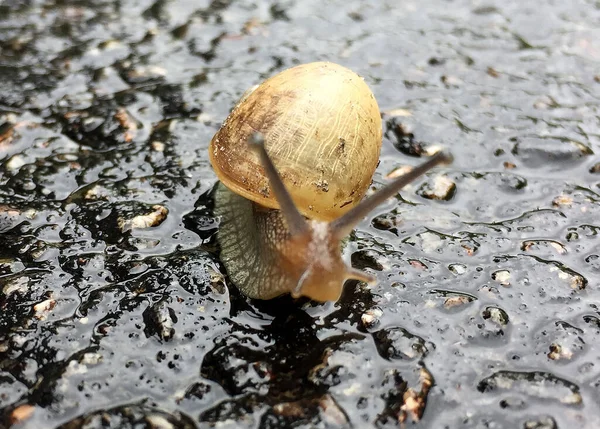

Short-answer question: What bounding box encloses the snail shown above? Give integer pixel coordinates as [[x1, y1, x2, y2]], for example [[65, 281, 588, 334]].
[[209, 62, 452, 302]]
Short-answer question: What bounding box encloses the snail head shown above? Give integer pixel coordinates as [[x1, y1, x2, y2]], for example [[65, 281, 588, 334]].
[[248, 132, 452, 302]]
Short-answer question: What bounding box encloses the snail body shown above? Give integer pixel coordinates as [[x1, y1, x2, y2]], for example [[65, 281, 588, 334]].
[[215, 183, 347, 301], [210, 62, 451, 302]]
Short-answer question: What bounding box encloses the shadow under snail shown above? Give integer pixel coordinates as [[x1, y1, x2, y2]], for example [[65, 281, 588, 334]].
[[209, 62, 452, 302]]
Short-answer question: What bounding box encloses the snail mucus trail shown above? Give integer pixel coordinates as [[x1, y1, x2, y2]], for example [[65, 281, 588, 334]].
[[215, 132, 452, 302]]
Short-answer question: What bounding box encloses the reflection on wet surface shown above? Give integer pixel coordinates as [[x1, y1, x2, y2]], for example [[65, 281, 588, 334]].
[[1, 0, 599, 427]]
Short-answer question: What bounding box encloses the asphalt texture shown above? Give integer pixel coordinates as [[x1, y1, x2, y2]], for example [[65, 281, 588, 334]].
[[1, 0, 599, 428]]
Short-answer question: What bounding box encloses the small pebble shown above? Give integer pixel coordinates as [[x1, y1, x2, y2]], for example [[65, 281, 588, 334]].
[[6, 155, 26, 171], [361, 308, 383, 329], [386, 165, 413, 179], [3, 276, 29, 296], [448, 263, 467, 275], [34, 298, 56, 320], [10, 404, 35, 425], [492, 270, 511, 287], [145, 414, 174, 429], [548, 343, 573, 361], [151, 141, 165, 152], [444, 295, 473, 309], [552, 195, 573, 207], [383, 108, 412, 117], [119, 205, 168, 232], [418, 176, 456, 201], [589, 162, 600, 174]]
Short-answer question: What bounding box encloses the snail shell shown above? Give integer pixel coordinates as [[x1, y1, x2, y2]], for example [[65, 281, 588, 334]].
[[209, 61, 382, 221]]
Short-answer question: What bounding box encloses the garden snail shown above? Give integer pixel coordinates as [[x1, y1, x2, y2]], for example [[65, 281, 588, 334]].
[[210, 62, 452, 302]]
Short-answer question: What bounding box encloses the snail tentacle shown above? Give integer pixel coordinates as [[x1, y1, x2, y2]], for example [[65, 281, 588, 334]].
[[346, 267, 376, 284], [248, 132, 309, 237], [331, 151, 453, 239]]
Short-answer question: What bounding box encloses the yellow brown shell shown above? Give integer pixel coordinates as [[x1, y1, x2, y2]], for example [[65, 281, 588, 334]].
[[209, 61, 382, 221]]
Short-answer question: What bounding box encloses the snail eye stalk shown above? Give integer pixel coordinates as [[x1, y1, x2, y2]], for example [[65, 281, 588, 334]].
[[248, 132, 310, 236], [331, 151, 453, 238]]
